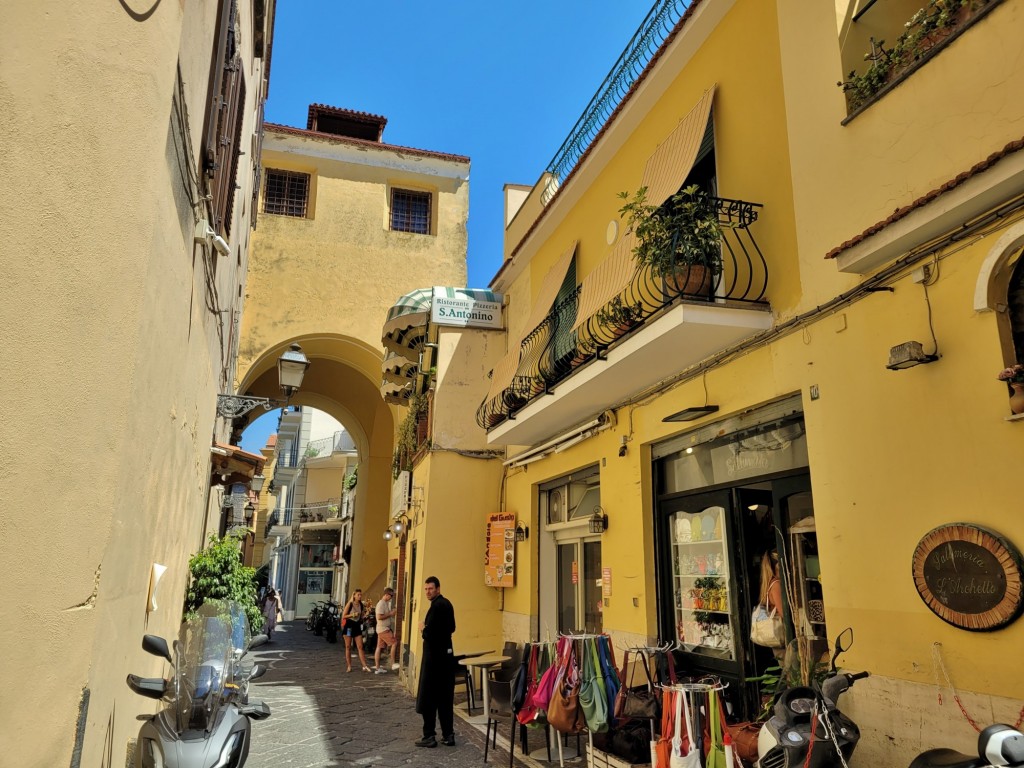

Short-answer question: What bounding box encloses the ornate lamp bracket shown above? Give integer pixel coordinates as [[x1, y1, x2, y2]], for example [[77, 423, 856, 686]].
[[216, 394, 283, 419]]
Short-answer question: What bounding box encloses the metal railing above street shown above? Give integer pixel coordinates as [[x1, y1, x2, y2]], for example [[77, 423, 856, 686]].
[[542, 0, 692, 203], [476, 196, 768, 430]]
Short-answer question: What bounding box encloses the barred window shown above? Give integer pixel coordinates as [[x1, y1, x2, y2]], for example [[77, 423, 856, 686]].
[[264, 169, 310, 218], [390, 189, 432, 234]]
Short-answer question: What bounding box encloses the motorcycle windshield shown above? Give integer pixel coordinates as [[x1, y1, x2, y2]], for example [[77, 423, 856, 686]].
[[171, 601, 243, 735]]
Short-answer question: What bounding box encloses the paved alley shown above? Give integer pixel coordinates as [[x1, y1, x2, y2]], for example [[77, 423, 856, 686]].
[[246, 621, 537, 768]]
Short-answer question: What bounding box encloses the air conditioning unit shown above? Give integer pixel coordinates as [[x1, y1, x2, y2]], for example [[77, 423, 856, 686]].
[[391, 471, 410, 517]]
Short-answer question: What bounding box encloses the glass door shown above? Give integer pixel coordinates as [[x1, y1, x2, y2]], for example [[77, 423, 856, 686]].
[[555, 536, 603, 633]]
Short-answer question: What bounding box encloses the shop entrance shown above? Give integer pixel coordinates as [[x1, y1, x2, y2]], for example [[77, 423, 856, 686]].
[[654, 406, 820, 719], [539, 465, 603, 636]]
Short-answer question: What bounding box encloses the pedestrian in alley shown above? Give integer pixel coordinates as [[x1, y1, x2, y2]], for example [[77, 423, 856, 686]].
[[341, 587, 372, 673], [261, 587, 283, 641], [373, 587, 399, 674], [415, 576, 456, 748]]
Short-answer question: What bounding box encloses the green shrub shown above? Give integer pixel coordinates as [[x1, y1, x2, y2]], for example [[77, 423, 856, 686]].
[[184, 530, 264, 632]]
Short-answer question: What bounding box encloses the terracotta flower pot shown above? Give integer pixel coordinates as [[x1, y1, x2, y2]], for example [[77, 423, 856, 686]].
[[664, 265, 712, 297]]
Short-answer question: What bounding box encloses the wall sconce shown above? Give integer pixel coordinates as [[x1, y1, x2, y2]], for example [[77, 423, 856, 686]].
[[886, 340, 939, 371], [244, 501, 256, 526], [515, 522, 529, 542], [384, 513, 411, 542], [589, 506, 608, 534], [217, 343, 310, 418], [250, 474, 266, 493]]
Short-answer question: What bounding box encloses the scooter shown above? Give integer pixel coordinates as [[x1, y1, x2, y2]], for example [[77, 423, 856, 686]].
[[910, 724, 1024, 767], [127, 600, 271, 768], [756, 628, 868, 768]]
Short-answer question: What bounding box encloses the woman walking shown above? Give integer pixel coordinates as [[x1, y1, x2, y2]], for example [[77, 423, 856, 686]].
[[341, 588, 372, 672], [262, 587, 283, 641]]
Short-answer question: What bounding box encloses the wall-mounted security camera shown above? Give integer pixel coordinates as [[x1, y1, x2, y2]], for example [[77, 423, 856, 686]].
[[210, 233, 230, 256], [194, 220, 231, 256]]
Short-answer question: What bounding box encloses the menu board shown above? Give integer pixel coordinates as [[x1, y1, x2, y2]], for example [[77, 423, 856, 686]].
[[484, 512, 516, 587]]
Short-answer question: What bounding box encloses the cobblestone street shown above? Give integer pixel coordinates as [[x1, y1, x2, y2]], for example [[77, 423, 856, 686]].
[[246, 622, 543, 768]]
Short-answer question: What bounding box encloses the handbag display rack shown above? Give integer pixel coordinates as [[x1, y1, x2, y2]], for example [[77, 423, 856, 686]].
[[655, 679, 744, 768]]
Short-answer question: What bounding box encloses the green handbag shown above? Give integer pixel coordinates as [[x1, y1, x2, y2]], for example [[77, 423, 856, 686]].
[[579, 638, 610, 732], [705, 688, 726, 768]]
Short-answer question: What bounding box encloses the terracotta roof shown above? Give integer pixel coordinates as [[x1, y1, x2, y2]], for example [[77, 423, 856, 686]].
[[214, 442, 266, 467], [264, 122, 470, 164], [825, 135, 1024, 259], [491, 0, 708, 286], [265, 434, 278, 448], [306, 103, 388, 130]]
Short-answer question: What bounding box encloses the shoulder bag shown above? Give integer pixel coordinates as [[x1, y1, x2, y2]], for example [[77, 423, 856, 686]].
[[547, 640, 584, 734]]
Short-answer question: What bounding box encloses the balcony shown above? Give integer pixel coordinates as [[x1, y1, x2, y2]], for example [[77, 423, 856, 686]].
[[477, 197, 772, 446], [297, 498, 344, 526]]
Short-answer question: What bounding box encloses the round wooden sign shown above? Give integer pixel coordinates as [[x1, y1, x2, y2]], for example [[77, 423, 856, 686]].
[[912, 524, 1024, 631]]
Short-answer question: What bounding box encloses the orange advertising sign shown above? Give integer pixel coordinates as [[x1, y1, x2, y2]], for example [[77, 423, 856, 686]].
[[484, 512, 516, 588]]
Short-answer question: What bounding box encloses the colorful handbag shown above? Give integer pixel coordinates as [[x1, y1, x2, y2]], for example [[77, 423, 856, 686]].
[[579, 638, 610, 732], [547, 641, 584, 733]]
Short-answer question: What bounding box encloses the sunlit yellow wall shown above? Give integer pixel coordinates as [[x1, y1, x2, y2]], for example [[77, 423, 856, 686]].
[[305, 464, 346, 505], [487, 0, 1024, 763], [0, 1, 269, 764], [241, 130, 470, 598]]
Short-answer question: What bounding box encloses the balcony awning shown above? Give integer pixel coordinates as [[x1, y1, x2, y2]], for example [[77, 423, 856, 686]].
[[569, 87, 716, 332], [484, 242, 577, 401], [641, 85, 716, 207]]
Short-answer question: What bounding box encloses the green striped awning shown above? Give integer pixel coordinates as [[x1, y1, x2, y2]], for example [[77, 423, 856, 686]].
[[380, 288, 501, 403]]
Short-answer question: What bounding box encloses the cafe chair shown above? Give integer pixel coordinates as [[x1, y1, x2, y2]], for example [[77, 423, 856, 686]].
[[452, 654, 477, 714], [484, 667, 551, 766]]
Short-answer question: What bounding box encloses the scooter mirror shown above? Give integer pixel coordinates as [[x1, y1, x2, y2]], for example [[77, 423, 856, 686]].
[[250, 664, 267, 680], [249, 633, 269, 650], [831, 627, 854, 671], [141, 634, 172, 663]]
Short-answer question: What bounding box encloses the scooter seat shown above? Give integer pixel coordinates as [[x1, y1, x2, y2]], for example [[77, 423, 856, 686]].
[[909, 748, 986, 768]]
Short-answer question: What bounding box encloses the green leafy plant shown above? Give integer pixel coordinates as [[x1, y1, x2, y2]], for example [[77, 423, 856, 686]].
[[184, 530, 263, 631], [618, 184, 723, 281], [343, 466, 359, 491], [304, 445, 320, 458], [838, 0, 990, 111], [391, 394, 428, 478], [596, 295, 643, 329], [745, 665, 783, 720]]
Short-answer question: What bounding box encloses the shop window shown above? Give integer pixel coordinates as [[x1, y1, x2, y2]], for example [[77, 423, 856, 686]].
[[390, 188, 432, 234], [300, 544, 334, 567], [263, 169, 310, 218]]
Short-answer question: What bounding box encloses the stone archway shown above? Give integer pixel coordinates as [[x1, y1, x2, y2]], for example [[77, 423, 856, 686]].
[[238, 334, 396, 592]]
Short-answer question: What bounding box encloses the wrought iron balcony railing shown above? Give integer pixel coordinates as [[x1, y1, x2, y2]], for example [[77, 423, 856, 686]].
[[542, 0, 692, 203], [476, 197, 767, 430]]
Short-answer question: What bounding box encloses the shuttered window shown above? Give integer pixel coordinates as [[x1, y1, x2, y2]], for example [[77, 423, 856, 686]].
[[202, 0, 246, 239]]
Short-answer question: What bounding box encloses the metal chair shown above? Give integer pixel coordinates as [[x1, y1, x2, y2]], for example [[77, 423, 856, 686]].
[[484, 667, 552, 765], [452, 654, 477, 714]]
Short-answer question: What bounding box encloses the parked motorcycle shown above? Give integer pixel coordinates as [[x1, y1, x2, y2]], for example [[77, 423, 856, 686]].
[[910, 724, 1024, 767], [323, 601, 340, 644], [756, 628, 868, 768], [127, 600, 271, 768], [361, 608, 377, 655]]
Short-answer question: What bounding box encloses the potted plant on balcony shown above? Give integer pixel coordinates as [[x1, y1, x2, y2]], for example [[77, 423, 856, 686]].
[[596, 295, 643, 340], [618, 184, 723, 297]]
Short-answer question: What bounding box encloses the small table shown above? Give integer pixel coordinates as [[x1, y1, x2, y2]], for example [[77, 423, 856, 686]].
[[458, 653, 510, 722]]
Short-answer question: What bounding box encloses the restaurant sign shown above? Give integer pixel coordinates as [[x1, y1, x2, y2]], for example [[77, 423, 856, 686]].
[[431, 287, 503, 329], [912, 523, 1023, 631]]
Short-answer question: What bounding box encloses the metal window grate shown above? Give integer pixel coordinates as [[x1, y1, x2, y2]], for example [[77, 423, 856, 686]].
[[390, 189, 431, 234], [264, 169, 310, 217]]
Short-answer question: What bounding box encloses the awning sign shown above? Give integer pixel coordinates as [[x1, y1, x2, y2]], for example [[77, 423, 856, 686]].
[[431, 287, 502, 329]]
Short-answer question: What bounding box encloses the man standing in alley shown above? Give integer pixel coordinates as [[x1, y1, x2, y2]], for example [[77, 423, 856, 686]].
[[414, 576, 456, 748], [373, 587, 398, 673]]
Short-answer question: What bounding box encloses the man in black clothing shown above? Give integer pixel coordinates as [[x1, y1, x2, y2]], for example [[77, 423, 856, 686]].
[[414, 576, 457, 747]]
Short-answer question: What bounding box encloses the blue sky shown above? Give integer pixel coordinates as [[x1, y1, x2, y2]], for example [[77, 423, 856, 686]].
[[243, 1, 653, 453]]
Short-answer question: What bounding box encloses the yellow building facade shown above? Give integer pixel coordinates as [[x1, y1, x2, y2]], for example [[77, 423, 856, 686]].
[[238, 105, 471, 598], [0, 1, 275, 764], [393, 0, 1024, 764]]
